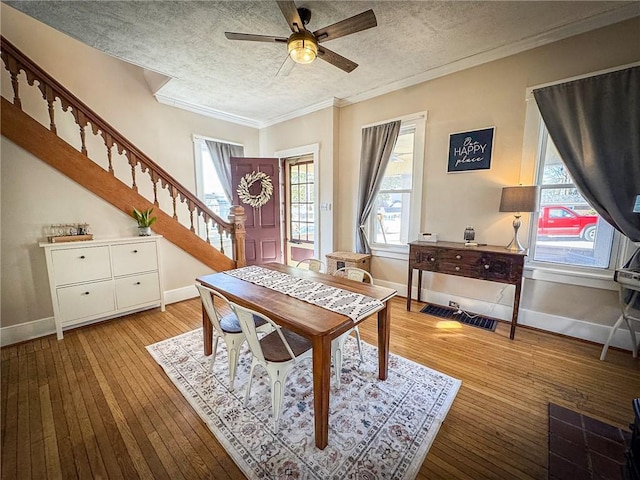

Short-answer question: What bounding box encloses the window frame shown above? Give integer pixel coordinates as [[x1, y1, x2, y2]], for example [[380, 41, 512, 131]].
[[367, 112, 427, 259], [521, 91, 630, 290]]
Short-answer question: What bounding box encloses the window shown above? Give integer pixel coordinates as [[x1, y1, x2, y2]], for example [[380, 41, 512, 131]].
[[288, 158, 315, 243], [529, 126, 617, 270], [368, 114, 426, 254]]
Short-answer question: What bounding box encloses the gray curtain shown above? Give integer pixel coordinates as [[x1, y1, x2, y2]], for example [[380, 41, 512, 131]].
[[204, 140, 244, 202], [355, 120, 401, 253], [533, 66, 640, 242]]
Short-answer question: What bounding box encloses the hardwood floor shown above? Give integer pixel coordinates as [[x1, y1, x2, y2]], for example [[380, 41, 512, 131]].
[[2, 297, 638, 479]]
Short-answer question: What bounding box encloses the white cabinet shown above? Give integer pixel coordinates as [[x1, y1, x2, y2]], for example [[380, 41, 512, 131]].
[[41, 236, 165, 339]]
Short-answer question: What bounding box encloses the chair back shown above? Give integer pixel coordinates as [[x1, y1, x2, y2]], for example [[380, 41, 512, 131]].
[[195, 284, 233, 337], [230, 303, 297, 363], [296, 258, 325, 273], [334, 267, 374, 285]]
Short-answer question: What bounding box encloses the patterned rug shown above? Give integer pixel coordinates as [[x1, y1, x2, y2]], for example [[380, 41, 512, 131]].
[[147, 329, 461, 479]]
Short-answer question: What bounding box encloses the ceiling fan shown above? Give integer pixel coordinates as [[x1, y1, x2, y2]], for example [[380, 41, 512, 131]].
[[224, 1, 377, 75]]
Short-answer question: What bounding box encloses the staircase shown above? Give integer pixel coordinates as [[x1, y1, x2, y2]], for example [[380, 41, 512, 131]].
[[0, 37, 245, 272]]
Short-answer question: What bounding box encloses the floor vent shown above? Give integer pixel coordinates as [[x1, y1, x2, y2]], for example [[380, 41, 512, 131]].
[[420, 304, 498, 332]]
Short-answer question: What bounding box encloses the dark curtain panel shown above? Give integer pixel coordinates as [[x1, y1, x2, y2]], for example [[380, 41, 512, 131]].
[[355, 121, 401, 253], [204, 140, 244, 203], [533, 66, 640, 242]]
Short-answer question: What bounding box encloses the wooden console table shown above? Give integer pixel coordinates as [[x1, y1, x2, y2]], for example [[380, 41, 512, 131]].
[[407, 241, 527, 339]]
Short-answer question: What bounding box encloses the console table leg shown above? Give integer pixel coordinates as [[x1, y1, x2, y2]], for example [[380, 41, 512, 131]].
[[510, 281, 523, 340], [406, 267, 413, 311]]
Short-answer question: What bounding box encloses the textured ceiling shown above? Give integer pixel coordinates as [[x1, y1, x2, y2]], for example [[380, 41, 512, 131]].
[[6, 1, 640, 126]]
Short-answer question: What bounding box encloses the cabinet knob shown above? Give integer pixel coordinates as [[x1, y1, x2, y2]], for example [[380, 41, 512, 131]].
[[455, 255, 461, 260], [484, 264, 490, 270], [133, 250, 138, 253], [82, 291, 90, 295], [430, 257, 435, 262], [135, 282, 141, 285], [80, 255, 86, 259], [455, 266, 461, 271]]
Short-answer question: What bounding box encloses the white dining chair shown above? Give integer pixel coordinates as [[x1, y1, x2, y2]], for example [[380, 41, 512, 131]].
[[331, 267, 373, 386], [296, 258, 326, 273], [229, 302, 313, 432], [196, 284, 273, 391]]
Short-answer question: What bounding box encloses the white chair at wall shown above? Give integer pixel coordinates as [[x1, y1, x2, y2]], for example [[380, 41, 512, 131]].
[[600, 286, 640, 361], [230, 302, 313, 432], [196, 284, 273, 391], [296, 258, 326, 273], [331, 267, 373, 386]]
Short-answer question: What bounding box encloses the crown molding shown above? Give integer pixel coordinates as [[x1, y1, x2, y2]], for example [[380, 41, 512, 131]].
[[154, 93, 262, 128], [339, 4, 640, 108], [258, 97, 340, 128]]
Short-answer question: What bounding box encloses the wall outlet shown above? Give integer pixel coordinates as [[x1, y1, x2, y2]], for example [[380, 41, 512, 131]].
[[449, 301, 460, 310]]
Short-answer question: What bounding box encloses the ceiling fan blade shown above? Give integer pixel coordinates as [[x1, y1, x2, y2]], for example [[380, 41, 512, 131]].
[[276, 55, 295, 77], [224, 32, 288, 43], [317, 46, 358, 73], [313, 9, 377, 43], [276, 1, 303, 32]]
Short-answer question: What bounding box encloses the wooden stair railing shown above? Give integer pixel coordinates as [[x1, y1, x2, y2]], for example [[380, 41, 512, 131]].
[[0, 36, 246, 271]]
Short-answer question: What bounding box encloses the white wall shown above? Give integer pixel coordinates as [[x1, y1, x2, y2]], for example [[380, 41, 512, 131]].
[[0, 5, 260, 331], [336, 17, 640, 330]]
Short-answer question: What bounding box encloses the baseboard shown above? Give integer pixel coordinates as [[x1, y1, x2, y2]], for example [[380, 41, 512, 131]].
[[1, 316, 56, 347], [163, 285, 199, 305], [375, 278, 636, 352], [1, 286, 200, 347]]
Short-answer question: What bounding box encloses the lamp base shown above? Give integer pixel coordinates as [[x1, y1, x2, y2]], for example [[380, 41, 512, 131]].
[[505, 214, 526, 252]]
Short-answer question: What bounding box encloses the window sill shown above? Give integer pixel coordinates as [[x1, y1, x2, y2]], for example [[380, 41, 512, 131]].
[[523, 263, 617, 290]]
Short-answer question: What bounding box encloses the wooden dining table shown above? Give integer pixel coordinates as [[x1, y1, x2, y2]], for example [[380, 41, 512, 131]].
[[196, 262, 397, 449]]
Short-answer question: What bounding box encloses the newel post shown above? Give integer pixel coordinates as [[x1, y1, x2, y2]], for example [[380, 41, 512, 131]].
[[229, 205, 247, 268]]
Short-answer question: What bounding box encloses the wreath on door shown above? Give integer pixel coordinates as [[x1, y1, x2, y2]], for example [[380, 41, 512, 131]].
[[237, 171, 274, 208]]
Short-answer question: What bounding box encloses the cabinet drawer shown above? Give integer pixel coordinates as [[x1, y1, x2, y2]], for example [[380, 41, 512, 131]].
[[57, 280, 115, 324], [111, 242, 158, 277], [438, 262, 478, 277], [51, 246, 112, 285], [115, 272, 160, 310]]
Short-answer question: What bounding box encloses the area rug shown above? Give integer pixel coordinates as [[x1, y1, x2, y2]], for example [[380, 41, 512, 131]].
[[548, 403, 631, 480], [147, 329, 461, 479]]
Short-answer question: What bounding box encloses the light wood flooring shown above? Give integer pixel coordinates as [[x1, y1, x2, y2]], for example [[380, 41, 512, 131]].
[[2, 297, 639, 479]]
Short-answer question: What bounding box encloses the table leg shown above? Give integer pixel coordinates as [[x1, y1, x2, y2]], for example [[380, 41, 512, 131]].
[[417, 270, 423, 303], [406, 267, 413, 311], [311, 335, 332, 449], [510, 280, 522, 340], [202, 305, 212, 356], [378, 303, 391, 380]]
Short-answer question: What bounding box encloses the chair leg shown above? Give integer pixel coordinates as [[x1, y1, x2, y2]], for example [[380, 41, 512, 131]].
[[353, 326, 364, 363], [600, 314, 625, 361], [269, 364, 294, 432], [244, 361, 257, 407], [623, 316, 638, 358], [227, 343, 243, 391], [208, 335, 219, 373]]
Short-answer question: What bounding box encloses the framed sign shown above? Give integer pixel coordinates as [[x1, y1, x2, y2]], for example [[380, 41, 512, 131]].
[[447, 127, 495, 173]]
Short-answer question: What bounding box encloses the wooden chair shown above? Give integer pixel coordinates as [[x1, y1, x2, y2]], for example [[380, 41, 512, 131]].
[[195, 284, 273, 390], [296, 258, 326, 273], [331, 267, 373, 386], [229, 302, 313, 431]]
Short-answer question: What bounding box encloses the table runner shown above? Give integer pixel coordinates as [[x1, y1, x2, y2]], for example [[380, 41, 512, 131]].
[[224, 265, 384, 321]]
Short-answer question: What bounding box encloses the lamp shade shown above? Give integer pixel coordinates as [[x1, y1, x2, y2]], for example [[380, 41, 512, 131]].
[[499, 186, 540, 213]]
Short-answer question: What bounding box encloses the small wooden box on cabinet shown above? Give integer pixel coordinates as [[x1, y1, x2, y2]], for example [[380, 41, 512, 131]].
[[41, 235, 165, 339], [326, 251, 372, 274]]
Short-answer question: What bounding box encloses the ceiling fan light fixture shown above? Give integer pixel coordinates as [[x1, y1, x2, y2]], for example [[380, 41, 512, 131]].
[[287, 31, 317, 64]]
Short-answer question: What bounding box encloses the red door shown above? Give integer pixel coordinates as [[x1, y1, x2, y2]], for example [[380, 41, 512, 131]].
[[231, 157, 282, 265]]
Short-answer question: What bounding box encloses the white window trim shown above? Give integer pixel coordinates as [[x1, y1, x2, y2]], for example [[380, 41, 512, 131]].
[[520, 68, 637, 289], [368, 112, 427, 259]]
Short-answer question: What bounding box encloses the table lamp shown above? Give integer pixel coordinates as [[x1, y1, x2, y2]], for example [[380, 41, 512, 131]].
[[499, 185, 540, 252]]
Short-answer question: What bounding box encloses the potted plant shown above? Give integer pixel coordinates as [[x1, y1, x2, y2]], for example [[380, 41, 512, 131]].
[[132, 207, 157, 236]]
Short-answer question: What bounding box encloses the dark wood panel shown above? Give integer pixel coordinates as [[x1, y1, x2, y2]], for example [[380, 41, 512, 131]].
[[2, 297, 639, 479]]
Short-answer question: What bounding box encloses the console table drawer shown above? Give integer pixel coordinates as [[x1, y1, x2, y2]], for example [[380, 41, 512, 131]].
[[438, 262, 479, 277], [478, 254, 523, 283]]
